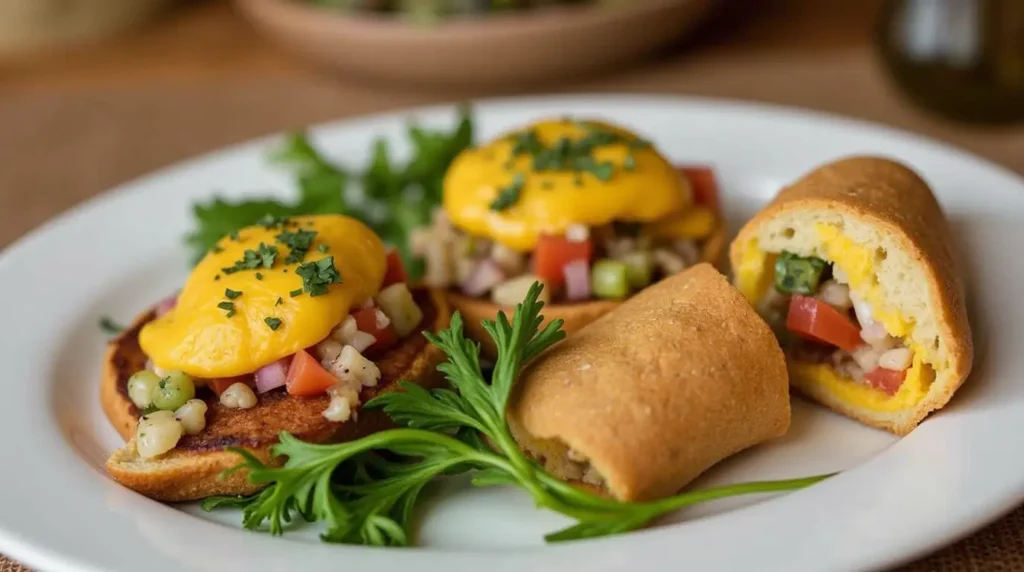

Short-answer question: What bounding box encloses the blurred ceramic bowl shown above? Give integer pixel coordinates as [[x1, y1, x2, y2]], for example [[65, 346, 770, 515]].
[[235, 0, 718, 87], [0, 0, 176, 54]]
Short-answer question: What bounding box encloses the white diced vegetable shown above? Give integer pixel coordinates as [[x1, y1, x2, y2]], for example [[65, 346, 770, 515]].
[[879, 348, 913, 371], [348, 331, 377, 353], [377, 283, 424, 337], [174, 399, 208, 435], [491, 274, 550, 307], [220, 382, 258, 410], [653, 248, 687, 276], [334, 345, 382, 388], [135, 410, 183, 459], [851, 346, 881, 372], [490, 243, 526, 275], [818, 280, 852, 309]]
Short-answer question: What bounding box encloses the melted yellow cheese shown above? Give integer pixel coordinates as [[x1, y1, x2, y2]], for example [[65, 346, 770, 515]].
[[649, 206, 717, 240], [814, 224, 912, 338], [140, 215, 386, 378], [735, 238, 776, 302], [443, 118, 693, 252], [790, 352, 933, 412], [734, 225, 931, 412]]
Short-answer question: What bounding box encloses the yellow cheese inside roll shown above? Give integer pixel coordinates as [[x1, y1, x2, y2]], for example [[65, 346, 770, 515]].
[[729, 156, 973, 435], [508, 263, 790, 502]]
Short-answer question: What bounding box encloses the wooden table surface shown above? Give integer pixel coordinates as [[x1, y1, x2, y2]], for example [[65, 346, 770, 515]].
[[0, 1, 1022, 570]]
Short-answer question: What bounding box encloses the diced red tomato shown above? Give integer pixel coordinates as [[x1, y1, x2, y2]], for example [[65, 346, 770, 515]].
[[351, 307, 398, 356], [286, 350, 338, 397], [531, 235, 592, 288], [864, 367, 907, 395], [679, 166, 720, 213], [382, 249, 408, 288], [208, 376, 252, 396], [786, 295, 863, 352]]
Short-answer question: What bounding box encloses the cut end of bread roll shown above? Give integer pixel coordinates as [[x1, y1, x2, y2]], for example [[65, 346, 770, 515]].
[[730, 156, 973, 435]]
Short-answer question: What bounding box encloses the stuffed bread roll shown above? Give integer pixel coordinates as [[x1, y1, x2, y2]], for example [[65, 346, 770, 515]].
[[508, 263, 790, 502], [730, 156, 973, 435]]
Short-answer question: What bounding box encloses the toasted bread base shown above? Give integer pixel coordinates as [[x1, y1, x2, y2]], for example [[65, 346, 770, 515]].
[[448, 221, 726, 357], [102, 288, 450, 501]]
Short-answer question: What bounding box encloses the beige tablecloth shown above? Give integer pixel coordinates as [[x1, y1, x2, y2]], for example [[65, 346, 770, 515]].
[[1, 4, 1023, 571]]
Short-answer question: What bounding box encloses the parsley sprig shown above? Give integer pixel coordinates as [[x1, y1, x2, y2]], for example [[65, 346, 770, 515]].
[[204, 284, 832, 544]]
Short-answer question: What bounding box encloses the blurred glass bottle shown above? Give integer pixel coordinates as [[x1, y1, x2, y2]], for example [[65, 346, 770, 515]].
[[877, 0, 1024, 124]]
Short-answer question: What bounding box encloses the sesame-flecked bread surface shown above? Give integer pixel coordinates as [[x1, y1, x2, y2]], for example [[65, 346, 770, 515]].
[[729, 156, 973, 434], [508, 263, 790, 502]]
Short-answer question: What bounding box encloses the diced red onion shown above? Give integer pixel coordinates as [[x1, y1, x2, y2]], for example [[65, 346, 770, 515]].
[[563, 260, 591, 301], [155, 294, 178, 317], [460, 259, 505, 297], [254, 358, 290, 394]]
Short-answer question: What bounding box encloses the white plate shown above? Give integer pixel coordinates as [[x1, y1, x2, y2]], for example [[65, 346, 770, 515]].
[[0, 94, 1020, 572]]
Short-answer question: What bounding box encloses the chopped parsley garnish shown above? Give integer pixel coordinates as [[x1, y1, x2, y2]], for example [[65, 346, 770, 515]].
[[221, 243, 278, 274], [217, 301, 236, 317], [258, 214, 290, 229], [275, 297, 283, 306], [229, 231, 240, 241], [489, 173, 526, 211], [224, 288, 242, 299], [214, 274, 221, 281], [264, 317, 282, 331], [296, 256, 342, 297], [509, 129, 544, 160], [210, 245, 223, 254], [289, 289, 303, 297], [98, 316, 124, 336], [255, 272, 264, 280], [317, 244, 329, 253], [487, 119, 649, 201], [182, 106, 471, 281], [277, 228, 318, 264]]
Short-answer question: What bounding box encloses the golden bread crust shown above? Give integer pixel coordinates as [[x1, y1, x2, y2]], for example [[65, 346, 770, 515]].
[[448, 219, 727, 357], [509, 264, 790, 502], [729, 156, 973, 434], [102, 288, 450, 501]]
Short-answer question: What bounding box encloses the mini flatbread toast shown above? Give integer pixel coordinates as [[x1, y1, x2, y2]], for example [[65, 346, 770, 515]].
[[102, 288, 449, 502]]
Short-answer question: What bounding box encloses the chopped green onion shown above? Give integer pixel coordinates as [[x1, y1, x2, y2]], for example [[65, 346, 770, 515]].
[[619, 251, 653, 289], [591, 259, 631, 300], [774, 251, 828, 295]]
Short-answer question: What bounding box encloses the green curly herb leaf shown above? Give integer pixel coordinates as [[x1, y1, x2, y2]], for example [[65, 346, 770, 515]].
[[206, 283, 833, 545]]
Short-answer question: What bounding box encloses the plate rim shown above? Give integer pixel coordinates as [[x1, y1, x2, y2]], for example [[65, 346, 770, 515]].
[[1, 93, 1022, 572]]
